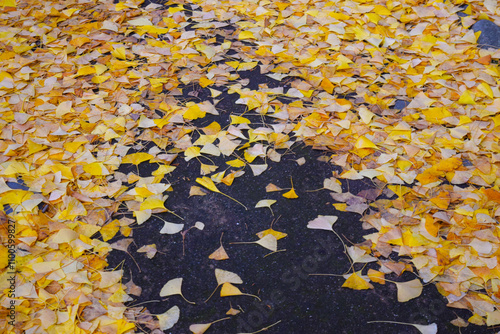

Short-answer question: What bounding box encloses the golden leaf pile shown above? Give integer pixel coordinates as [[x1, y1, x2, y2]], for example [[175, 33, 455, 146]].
[[1, 0, 500, 332]]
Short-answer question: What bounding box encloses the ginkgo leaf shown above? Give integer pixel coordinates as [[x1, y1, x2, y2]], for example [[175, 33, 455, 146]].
[[220, 283, 261, 300], [189, 186, 207, 197], [226, 307, 240, 315], [295, 157, 306, 165], [265, 183, 282, 192], [249, 164, 268, 176], [307, 215, 338, 231], [137, 244, 157, 259], [110, 238, 133, 253], [324, 177, 342, 193], [209, 232, 229, 261], [367, 269, 385, 285], [160, 278, 195, 304], [209, 245, 229, 261], [255, 199, 276, 215], [395, 279, 423, 302], [342, 272, 374, 290], [282, 188, 298, 199], [196, 176, 220, 193], [190, 317, 230, 334], [160, 278, 182, 297], [157, 305, 180, 330], [368, 321, 437, 334], [160, 221, 184, 235], [206, 267, 243, 302], [125, 278, 142, 296], [122, 152, 154, 165], [215, 269, 243, 286], [458, 90, 475, 105], [347, 246, 377, 263], [196, 177, 247, 209], [355, 136, 377, 149], [133, 210, 151, 225], [231, 234, 277, 252], [255, 234, 278, 251], [190, 323, 212, 334], [256, 228, 287, 240]]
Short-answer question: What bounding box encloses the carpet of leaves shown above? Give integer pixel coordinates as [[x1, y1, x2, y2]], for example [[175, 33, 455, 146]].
[[1, 0, 500, 332]]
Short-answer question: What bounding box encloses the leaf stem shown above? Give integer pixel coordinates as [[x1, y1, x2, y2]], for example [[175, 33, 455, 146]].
[[180, 293, 196, 305], [211, 317, 231, 325], [204, 284, 221, 303], [221, 192, 248, 210]]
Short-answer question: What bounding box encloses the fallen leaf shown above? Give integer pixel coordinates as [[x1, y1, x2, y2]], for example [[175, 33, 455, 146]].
[[255, 199, 277, 215], [342, 272, 374, 290], [395, 279, 423, 302], [307, 215, 338, 231], [157, 305, 180, 330], [160, 278, 195, 304], [265, 183, 282, 192], [160, 221, 184, 235]]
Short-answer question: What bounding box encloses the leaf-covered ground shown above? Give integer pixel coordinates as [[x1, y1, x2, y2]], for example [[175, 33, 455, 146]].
[[1, 0, 500, 333]]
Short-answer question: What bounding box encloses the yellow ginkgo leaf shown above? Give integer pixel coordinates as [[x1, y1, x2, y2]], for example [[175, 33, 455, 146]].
[[122, 152, 154, 165], [196, 177, 220, 193], [196, 177, 247, 209], [140, 197, 166, 211], [355, 136, 377, 149], [458, 90, 475, 105], [220, 283, 261, 300], [0, 245, 9, 269], [238, 31, 256, 40], [230, 115, 251, 124], [282, 188, 298, 199], [256, 228, 287, 240], [209, 245, 229, 260], [220, 282, 242, 297], [367, 269, 386, 285], [226, 159, 246, 168], [184, 103, 205, 120], [342, 272, 374, 290]]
